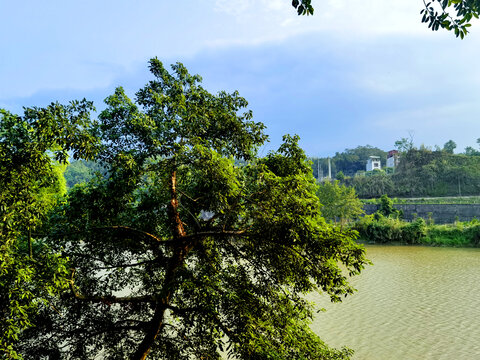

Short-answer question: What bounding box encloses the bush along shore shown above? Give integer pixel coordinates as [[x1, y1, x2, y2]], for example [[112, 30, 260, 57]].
[[353, 214, 480, 247], [347, 195, 480, 247], [315, 186, 480, 247]]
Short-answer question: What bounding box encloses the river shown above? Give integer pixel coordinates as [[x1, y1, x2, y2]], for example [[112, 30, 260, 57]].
[[310, 245, 480, 360]]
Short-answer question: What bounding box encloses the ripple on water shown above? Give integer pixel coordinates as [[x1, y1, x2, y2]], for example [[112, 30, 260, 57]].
[[310, 246, 480, 360]]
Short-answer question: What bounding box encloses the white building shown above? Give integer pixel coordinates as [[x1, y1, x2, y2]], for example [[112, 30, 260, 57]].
[[386, 150, 400, 168], [366, 156, 381, 171]]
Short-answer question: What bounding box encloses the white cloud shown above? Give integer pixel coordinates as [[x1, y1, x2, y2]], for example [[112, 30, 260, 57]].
[[2, 0, 474, 100], [369, 101, 480, 151], [357, 73, 417, 94], [210, 0, 434, 50], [214, 0, 255, 16], [374, 103, 473, 128]]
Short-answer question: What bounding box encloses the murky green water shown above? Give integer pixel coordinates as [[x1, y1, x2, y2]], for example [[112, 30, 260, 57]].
[[311, 245, 480, 360]]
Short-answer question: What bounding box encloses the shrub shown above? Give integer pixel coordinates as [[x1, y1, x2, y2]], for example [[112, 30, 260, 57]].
[[402, 218, 427, 244], [354, 215, 403, 243]]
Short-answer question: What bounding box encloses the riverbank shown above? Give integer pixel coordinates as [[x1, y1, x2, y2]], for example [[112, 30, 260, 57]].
[[353, 216, 480, 247], [363, 196, 480, 205], [362, 203, 480, 224], [361, 195, 480, 224]]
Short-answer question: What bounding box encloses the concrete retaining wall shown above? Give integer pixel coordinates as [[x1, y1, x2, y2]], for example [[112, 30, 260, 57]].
[[363, 204, 480, 224]]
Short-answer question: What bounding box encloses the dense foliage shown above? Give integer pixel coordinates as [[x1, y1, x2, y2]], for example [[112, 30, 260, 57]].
[[0, 104, 98, 358], [424, 220, 480, 246], [354, 216, 428, 245], [391, 149, 480, 197], [364, 196, 480, 205], [345, 172, 394, 199], [2, 59, 369, 360], [376, 195, 402, 218]]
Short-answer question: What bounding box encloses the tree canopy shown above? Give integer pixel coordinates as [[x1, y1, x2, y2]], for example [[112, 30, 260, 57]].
[[7, 59, 369, 360], [394, 137, 414, 154]]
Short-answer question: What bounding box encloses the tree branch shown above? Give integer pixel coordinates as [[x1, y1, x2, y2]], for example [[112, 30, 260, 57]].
[[39, 225, 165, 244], [92, 259, 158, 270], [69, 269, 156, 304], [91, 226, 164, 243], [44, 226, 249, 248], [164, 304, 203, 315]]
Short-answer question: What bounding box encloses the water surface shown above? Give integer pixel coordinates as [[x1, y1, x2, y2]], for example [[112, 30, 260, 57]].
[[311, 245, 480, 360]]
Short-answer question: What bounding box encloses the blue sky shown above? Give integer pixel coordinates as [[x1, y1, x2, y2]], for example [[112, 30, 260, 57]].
[[2, 0, 480, 157]]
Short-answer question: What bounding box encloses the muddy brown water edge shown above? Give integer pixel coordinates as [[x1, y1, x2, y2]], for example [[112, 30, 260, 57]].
[[310, 245, 480, 360]]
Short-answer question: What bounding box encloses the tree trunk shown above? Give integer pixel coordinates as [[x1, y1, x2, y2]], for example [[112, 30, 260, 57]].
[[131, 169, 190, 360], [28, 226, 33, 259], [169, 170, 186, 239], [131, 303, 168, 360]]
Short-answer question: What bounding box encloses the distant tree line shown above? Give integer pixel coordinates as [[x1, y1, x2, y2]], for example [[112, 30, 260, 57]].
[[63, 160, 106, 188], [311, 139, 480, 198], [389, 148, 480, 197]]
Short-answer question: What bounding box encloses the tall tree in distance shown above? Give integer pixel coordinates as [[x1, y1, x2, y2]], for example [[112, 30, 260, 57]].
[[395, 135, 415, 154], [18, 59, 369, 360], [443, 139, 457, 154]]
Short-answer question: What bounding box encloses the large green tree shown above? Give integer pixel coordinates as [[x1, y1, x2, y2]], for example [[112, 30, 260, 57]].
[[317, 180, 364, 228], [18, 59, 368, 360]]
